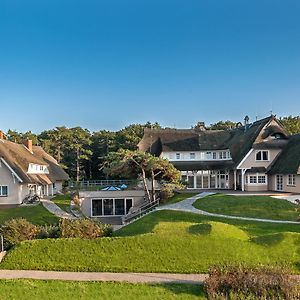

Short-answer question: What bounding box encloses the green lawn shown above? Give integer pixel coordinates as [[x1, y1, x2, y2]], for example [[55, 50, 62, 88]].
[[161, 192, 198, 205], [0, 204, 59, 225], [51, 195, 71, 212], [0, 280, 204, 300], [193, 194, 300, 221], [2, 210, 300, 273]]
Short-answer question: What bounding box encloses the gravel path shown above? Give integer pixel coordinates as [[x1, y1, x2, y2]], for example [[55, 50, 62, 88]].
[[0, 270, 206, 284], [157, 192, 300, 224]]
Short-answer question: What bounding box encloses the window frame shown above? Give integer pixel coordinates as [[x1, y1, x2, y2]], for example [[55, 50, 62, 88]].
[[255, 150, 269, 161], [91, 198, 134, 217], [287, 174, 296, 186], [0, 185, 8, 197]]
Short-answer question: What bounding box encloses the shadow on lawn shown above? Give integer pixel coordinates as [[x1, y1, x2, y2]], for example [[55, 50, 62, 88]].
[[160, 283, 206, 298]]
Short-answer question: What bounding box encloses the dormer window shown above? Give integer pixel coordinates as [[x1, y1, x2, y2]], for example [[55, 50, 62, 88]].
[[271, 133, 285, 140], [256, 150, 269, 161], [176, 153, 181, 160]]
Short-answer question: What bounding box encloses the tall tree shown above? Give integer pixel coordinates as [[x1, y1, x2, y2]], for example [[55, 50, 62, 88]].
[[280, 115, 300, 135], [115, 122, 161, 150], [105, 149, 181, 202], [208, 120, 237, 130]]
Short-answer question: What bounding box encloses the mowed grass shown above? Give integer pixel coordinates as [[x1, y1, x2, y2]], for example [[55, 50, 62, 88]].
[[0, 203, 59, 225], [51, 195, 71, 212], [0, 280, 204, 300], [193, 194, 299, 221], [2, 210, 300, 273], [161, 192, 198, 205]]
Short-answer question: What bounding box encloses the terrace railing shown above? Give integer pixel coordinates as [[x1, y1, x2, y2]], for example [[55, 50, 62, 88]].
[[69, 179, 136, 190], [122, 198, 160, 224]]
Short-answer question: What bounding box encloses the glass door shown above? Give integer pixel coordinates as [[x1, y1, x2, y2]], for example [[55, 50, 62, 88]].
[[276, 175, 283, 191]]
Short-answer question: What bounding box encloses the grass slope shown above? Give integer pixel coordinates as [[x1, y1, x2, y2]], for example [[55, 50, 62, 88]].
[[51, 195, 71, 212], [2, 210, 300, 273], [161, 192, 198, 205], [0, 204, 59, 225], [0, 280, 204, 300], [193, 194, 299, 221]]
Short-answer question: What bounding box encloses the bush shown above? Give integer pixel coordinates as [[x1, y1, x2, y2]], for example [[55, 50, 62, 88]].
[[59, 218, 112, 239], [0, 218, 39, 249], [204, 265, 300, 300], [37, 225, 61, 239]]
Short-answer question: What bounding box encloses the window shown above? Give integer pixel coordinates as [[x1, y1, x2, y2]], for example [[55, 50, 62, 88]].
[[176, 153, 181, 160], [0, 186, 8, 197], [212, 152, 217, 159], [91, 198, 133, 216], [249, 176, 257, 184], [190, 152, 195, 159], [206, 152, 212, 159], [256, 151, 269, 161], [247, 174, 267, 185], [258, 175, 266, 184], [288, 174, 296, 186], [40, 165, 44, 171]]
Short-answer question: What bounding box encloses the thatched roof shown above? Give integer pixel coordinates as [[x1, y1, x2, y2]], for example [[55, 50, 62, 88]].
[[0, 139, 69, 184], [138, 116, 275, 170], [268, 134, 300, 175]]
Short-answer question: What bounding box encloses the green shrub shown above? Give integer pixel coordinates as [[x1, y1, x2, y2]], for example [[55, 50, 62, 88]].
[[37, 225, 61, 239], [59, 218, 112, 239], [204, 265, 300, 300], [0, 218, 39, 249]]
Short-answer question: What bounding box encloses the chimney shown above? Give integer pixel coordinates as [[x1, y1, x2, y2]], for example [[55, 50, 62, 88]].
[[244, 115, 250, 132], [23, 139, 33, 152], [194, 121, 206, 131], [0, 131, 4, 140]]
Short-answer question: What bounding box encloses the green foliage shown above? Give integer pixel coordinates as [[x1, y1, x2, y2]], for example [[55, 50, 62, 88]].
[[59, 218, 112, 239], [251, 233, 285, 247], [0, 280, 204, 300], [193, 194, 299, 221], [105, 149, 182, 201], [2, 214, 300, 273], [208, 120, 237, 130], [204, 266, 300, 300], [0, 218, 39, 249], [280, 115, 300, 134], [37, 225, 61, 239]]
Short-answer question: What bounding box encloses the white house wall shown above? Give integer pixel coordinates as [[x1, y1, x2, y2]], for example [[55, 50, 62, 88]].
[[238, 149, 282, 169], [0, 161, 27, 204]]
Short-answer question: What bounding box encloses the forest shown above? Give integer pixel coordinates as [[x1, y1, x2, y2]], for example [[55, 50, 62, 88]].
[[4, 115, 300, 180]]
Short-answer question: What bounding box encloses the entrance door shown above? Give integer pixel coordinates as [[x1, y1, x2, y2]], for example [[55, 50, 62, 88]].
[[276, 175, 283, 191]]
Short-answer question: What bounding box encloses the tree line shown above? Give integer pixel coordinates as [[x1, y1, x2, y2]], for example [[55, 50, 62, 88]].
[[4, 115, 300, 181]]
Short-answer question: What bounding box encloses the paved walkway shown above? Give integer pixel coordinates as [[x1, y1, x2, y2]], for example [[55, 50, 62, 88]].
[[157, 192, 300, 224], [0, 270, 206, 284], [41, 200, 76, 219]]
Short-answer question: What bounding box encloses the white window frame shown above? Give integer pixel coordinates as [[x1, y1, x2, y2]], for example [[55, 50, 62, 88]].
[[175, 153, 181, 160], [0, 185, 8, 197], [190, 152, 196, 160], [255, 150, 269, 162], [287, 174, 296, 186], [246, 174, 267, 185]]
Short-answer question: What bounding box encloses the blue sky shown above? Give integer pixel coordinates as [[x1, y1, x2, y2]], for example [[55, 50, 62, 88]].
[[1, 0, 300, 133]]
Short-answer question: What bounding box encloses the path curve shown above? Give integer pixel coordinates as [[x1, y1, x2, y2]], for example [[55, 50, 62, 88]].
[[0, 270, 206, 284], [157, 192, 300, 224], [41, 200, 76, 219]]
